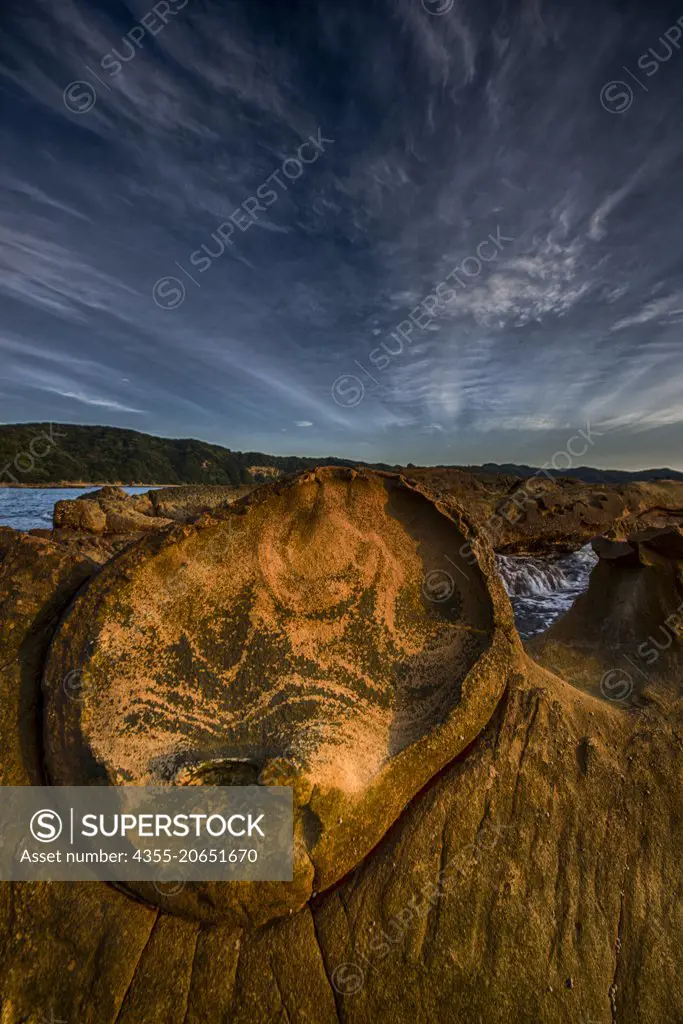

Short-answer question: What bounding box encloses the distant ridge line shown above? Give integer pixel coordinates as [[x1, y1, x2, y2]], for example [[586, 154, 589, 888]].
[[0, 423, 680, 486]]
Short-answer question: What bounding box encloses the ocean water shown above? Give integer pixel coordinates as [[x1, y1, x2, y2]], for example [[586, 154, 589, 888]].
[[0, 488, 597, 639], [495, 544, 598, 639], [0, 487, 153, 533]]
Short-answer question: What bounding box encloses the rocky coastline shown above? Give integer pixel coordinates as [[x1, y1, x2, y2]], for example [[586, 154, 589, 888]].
[[0, 468, 681, 1022]]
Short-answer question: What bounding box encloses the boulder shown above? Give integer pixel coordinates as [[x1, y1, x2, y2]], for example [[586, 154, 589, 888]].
[[0, 531, 104, 786], [53, 493, 108, 532], [53, 486, 171, 535], [149, 484, 254, 521], [52, 484, 251, 535]]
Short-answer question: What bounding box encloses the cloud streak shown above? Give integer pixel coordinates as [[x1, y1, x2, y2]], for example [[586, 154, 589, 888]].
[[0, 0, 681, 468]]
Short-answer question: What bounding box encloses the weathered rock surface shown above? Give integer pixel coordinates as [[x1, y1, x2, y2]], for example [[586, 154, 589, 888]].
[[0, 470, 681, 1022], [408, 468, 683, 554], [42, 468, 516, 925], [52, 483, 253, 535], [53, 485, 169, 534], [50, 470, 683, 559], [149, 483, 255, 522], [529, 525, 683, 709]]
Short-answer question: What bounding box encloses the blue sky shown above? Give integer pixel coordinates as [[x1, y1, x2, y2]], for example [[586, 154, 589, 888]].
[[1, 0, 683, 469]]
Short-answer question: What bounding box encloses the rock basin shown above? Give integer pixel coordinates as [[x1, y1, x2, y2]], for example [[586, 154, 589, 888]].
[[42, 467, 517, 924]]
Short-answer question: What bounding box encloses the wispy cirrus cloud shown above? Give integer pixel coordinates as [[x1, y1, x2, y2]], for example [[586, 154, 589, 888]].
[[0, 0, 682, 469], [44, 389, 144, 413]]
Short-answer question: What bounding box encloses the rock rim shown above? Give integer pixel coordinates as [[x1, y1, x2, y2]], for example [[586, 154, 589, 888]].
[[42, 467, 519, 925]]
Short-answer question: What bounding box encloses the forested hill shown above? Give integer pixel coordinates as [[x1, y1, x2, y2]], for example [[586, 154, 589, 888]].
[[0, 423, 385, 485], [2, 423, 680, 486]]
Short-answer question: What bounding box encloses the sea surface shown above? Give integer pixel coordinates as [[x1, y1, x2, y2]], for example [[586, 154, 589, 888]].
[[495, 544, 598, 639], [0, 487, 153, 533], [0, 489, 598, 639]]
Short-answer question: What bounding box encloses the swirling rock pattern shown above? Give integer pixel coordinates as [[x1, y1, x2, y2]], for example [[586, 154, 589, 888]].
[[0, 477, 681, 1022], [42, 468, 516, 923]]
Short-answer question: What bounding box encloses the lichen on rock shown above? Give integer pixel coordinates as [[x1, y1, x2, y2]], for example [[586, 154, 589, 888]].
[[42, 467, 516, 924], [0, 470, 681, 1021]]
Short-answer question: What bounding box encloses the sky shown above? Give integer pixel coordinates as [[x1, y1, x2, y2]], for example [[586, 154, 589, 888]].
[[1, 0, 683, 470]]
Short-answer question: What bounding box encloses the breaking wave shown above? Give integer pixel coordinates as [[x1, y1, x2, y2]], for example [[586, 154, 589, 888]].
[[495, 544, 598, 639]]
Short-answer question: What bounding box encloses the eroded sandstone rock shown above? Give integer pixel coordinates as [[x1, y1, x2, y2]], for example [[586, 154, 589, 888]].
[[0, 530, 110, 786], [42, 467, 518, 925], [529, 525, 683, 708], [52, 483, 253, 535], [409, 468, 683, 555], [148, 483, 254, 522], [53, 485, 168, 534], [0, 473, 681, 1022]]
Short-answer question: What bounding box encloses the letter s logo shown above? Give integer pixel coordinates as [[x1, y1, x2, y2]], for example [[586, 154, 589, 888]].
[[30, 809, 63, 843], [331, 374, 364, 408], [153, 276, 186, 310]]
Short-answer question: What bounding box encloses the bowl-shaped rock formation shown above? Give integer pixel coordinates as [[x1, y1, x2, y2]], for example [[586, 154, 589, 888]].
[[42, 467, 517, 924]]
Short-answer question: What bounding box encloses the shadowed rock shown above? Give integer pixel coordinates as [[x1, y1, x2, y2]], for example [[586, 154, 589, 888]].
[[42, 467, 517, 924], [529, 526, 683, 707]]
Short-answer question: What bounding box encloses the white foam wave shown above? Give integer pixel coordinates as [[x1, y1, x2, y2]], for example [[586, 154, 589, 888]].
[[495, 544, 598, 638]]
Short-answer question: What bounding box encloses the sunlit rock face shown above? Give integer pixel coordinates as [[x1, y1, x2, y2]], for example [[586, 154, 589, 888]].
[[42, 467, 517, 924], [52, 483, 253, 534], [1, 486, 682, 1022]]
